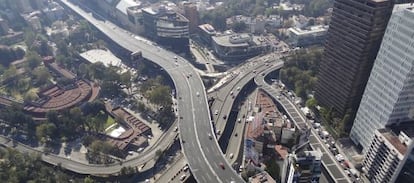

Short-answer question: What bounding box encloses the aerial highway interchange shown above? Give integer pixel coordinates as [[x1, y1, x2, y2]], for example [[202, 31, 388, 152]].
[[0, 1, 352, 183]]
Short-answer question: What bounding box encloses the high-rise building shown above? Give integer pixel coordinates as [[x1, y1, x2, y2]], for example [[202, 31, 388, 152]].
[[0, 18, 9, 36], [281, 149, 322, 183], [315, 0, 396, 118], [16, 0, 33, 13], [183, 2, 199, 34], [362, 128, 414, 183], [350, 3, 414, 150]]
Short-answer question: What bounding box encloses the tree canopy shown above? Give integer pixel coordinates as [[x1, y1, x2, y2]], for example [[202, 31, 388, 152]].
[[280, 47, 323, 100]]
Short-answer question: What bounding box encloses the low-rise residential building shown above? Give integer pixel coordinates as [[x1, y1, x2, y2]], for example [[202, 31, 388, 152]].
[[226, 15, 266, 34], [281, 148, 322, 183]]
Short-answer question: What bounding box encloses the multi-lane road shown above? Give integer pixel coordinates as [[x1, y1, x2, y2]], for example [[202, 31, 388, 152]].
[[59, 0, 243, 182], [210, 57, 284, 138]]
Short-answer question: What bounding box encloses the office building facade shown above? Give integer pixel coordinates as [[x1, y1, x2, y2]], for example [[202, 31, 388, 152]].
[[142, 6, 189, 52], [315, 0, 395, 117], [350, 3, 414, 150]]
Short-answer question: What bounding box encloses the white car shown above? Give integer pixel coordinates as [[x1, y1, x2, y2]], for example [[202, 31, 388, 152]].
[[180, 175, 186, 181], [183, 165, 189, 171], [196, 92, 200, 96]]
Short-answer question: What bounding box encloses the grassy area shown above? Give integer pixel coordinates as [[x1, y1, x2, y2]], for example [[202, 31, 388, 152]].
[[104, 114, 116, 130]]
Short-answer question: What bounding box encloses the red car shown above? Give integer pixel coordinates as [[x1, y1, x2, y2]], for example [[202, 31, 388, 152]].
[[219, 162, 225, 169]]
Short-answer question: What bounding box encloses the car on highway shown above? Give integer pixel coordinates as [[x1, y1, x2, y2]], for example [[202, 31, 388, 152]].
[[236, 86, 241, 91], [237, 118, 241, 123], [335, 154, 345, 162], [180, 175, 186, 181], [196, 92, 200, 96], [208, 133, 212, 139], [183, 165, 189, 171], [215, 110, 219, 115], [219, 162, 225, 169], [229, 153, 234, 159], [216, 130, 221, 135]]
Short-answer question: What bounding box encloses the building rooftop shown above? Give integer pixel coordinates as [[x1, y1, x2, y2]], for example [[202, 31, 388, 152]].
[[80, 49, 123, 68], [393, 3, 414, 13], [198, 24, 216, 34], [212, 33, 266, 47], [295, 148, 323, 161], [250, 172, 276, 183], [108, 107, 151, 150], [142, 3, 188, 22], [116, 0, 141, 15], [23, 80, 97, 115], [275, 145, 289, 160], [378, 128, 412, 155], [288, 25, 328, 36]]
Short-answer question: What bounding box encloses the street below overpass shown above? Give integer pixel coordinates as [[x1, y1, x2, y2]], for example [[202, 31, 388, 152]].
[[254, 71, 351, 183]]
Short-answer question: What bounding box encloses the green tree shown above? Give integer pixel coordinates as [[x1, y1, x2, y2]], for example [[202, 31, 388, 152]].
[[265, 159, 281, 180], [120, 70, 132, 94], [32, 67, 51, 87], [306, 97, 317, 108], [36, 122, 57, 144], [148, 85, 171, 106], [83, 176, 96, 183], [232, 22, 247, 32], [25, 51, 42, 70]]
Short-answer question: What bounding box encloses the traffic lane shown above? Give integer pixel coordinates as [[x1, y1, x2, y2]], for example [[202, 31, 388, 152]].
[[189, 79, 243, 183], [226, 101, 248, 164], [177, 74, 220, 183], [214, 72, 256, 131], [309, 130, 349, 182], [190, 76, 233, 183], [309, 136, 347, 182]]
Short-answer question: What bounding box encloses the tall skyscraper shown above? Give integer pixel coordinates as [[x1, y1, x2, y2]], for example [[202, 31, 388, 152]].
[[315, 0, 396, 119], [362, 127, 414, 183], [350, 3, 414, 151]]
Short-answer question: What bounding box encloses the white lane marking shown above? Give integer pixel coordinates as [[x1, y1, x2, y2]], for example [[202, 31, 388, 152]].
[[185, 77, 222, 183]]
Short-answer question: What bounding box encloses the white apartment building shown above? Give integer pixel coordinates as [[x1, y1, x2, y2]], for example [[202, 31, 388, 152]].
[[363, 128, 414, 183], [350, 3, 414, 151]]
